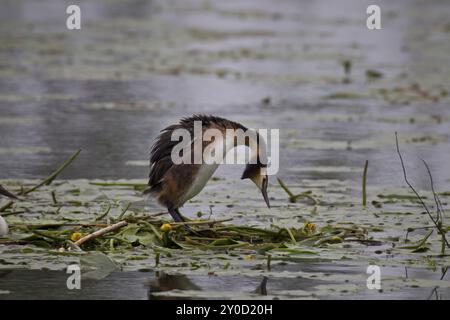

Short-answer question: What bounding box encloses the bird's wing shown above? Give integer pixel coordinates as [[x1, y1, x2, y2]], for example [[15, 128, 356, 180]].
[[146, 114, 247, 195], [146, 124, 192, 194]]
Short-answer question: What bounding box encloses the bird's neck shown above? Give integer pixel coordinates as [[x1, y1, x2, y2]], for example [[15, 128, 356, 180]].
[[196, 120, 265, 165], [224, 128, 265, 164]]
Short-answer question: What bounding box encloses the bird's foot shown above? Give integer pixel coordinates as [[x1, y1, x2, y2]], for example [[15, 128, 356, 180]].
[[168, 208, 203, 236], [182, 224, 203, 236]]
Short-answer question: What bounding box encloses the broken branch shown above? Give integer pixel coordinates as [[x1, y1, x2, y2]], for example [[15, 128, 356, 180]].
[[74, 220, 128, 246]]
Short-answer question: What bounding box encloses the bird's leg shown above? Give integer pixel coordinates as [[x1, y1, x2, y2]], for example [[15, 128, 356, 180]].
[[168, 208, 200, 236], [175, 208, 191, 222], [168, 207, 185, 222]]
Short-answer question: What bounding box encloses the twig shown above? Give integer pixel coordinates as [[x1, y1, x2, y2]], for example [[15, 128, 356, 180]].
[[427, 287, 440, 300], [208, 205, 214, 220], [290, 192, 318, 205], [148, 211, 169, 217], [0, 210, 26, 217], [74, 220, 128, 246], [0, 185, 18, 199], [0, 240, 28, 245], [277, 178, 295, 198], [278, 178, 318, 204], [422, 160, 444, 223], [51, 191, 58, 205], [440, 267, 448, 280], [65, 240, 82, 252], [362, 160, 369, 207], [116, 202, 132, 221], [395, 132, 449, 248], [170, 218, 232, 226], [422, 159, 447, 255], [138, 220, 163, 241], [155, 251, 160, 267], [89, 182, 147, 188], [32, 230, 66, 242], [0, 201, 14, 212], [395, 133, 433, 220], [21, 149, 81, 195], [94, 203, 111, 221], [13, 222, 107, 228], [405, 226, 435, 242], [285, 228, 297, 245]]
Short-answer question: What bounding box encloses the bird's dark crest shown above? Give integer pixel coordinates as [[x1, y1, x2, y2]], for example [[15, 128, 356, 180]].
[[145, 114, 248, 195], [241, 162, 267, 180], [178, 114, 247, 131]]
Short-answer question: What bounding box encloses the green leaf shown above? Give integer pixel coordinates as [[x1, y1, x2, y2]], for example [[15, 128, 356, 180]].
[[81, 252, 118, 280]]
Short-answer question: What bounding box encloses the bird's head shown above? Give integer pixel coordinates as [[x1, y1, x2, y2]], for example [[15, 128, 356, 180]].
[[241, 163, 270, 208]]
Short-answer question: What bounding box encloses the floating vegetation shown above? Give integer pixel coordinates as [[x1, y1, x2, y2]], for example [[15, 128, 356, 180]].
[[277, 178, 319, 205], [323, 91, 365, 100], [0, 153, 364, 264], [0, 203, 371, 254], [362, 160, 369, 207], [374, 83, 447, 105], [1, 175, 446, 275], [395, 132, 449, 256], [365, 69, 384, 80]]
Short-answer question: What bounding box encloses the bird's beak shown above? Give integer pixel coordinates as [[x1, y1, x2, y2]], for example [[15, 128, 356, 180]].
[[261, 177, 270, 208]]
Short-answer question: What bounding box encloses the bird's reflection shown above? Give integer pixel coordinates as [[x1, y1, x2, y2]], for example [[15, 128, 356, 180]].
[[427, 267, 448, 300], [0, 270, 12, 279], [147, 272, 201, 300]]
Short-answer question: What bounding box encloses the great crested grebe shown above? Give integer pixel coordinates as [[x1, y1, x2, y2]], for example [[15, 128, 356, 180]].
[[144, 115, 270, 226]]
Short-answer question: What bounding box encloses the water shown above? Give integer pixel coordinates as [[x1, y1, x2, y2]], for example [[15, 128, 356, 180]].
[[1, 265, 448, 300], [1, 0, 450, 299]]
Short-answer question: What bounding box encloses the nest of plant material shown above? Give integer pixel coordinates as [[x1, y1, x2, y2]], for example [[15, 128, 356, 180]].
[[2, 210, 375, 254]]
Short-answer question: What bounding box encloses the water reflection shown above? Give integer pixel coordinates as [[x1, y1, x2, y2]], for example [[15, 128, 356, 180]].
[[426, 267, 448, 300], [147, 272, 201, 300], [0, 264, 449, 299]]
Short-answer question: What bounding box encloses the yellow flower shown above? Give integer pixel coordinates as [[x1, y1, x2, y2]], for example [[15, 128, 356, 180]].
[[329, 236, 343, 243], [303, 222, 317, 234], [70, 232, 83, 242], [160, 223, 172, 232]]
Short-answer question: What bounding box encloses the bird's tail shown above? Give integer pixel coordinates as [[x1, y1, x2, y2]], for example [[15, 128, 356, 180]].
[[142, 184, 158, 200], [142, 187, 152, 196], [142, 181, 163, 198]]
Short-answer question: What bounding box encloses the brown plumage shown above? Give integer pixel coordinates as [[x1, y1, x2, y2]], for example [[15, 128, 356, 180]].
[[145, 114, 269, 228]]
